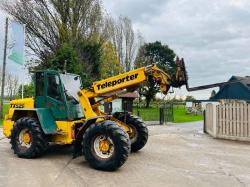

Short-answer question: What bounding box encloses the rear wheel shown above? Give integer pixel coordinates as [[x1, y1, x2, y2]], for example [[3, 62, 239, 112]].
[[113, 113, 148, 152], [82, 120, 130, 171], [10, 117, 48, 158]]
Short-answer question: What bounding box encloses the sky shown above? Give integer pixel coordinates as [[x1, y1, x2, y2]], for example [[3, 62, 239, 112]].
[[103, 0, 250, 99], [0, 0, 250, 99]]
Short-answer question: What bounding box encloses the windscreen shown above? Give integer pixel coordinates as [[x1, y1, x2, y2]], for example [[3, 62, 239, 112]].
[[60, 73, 82, 101]]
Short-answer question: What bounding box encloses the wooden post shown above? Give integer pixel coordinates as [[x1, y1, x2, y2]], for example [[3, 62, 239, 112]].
[[248, 105, 250, 137], [240, 103, 244, 137], [244, 103, 248, 137], [0, 18, 9, 119], [212, 104, 217, 137], [233, 102, 236, 136]]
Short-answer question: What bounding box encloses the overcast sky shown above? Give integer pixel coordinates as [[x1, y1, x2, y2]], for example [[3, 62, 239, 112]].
[[103, 0, 250, 99], [1, 0, 250, 99]]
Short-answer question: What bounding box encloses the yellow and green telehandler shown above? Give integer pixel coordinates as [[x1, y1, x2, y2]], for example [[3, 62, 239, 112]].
[[3, 62, 187, 171]]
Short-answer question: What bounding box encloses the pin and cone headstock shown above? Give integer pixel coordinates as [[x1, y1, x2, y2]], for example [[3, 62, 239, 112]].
[[171, 57, 189, 88]]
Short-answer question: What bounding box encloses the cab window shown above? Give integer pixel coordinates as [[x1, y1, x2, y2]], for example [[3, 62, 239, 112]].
[[36, 72, 44, 96], [47, 74, 62, 101]]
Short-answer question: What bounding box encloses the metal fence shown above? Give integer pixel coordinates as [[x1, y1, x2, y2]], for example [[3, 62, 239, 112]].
[[134, 102, 175, 124], [205, 101, 250, 141]]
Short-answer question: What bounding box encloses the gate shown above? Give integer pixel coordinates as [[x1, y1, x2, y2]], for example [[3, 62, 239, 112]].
[[134, 101, 174, 125], [160, 102, 174, 124], [165, 102, 174, 123]]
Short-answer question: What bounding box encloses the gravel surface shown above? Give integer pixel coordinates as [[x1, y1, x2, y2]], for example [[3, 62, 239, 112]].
[[1, 121, 250, 187]]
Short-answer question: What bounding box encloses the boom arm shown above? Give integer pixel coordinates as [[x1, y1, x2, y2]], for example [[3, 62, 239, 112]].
[[173, 57, 243, 92], [92, 64, 172, 95], [78, 64, 179, 119]]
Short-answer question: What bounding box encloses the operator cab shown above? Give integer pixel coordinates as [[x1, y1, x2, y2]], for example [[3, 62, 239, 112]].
[[34, 70, 84, 120]]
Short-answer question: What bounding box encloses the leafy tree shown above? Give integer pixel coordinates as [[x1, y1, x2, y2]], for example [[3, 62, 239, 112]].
[[2, 0, 103, 64], [78, 40, 103, 86], [100, 42, 122, 79], [49, 43, 82, 74], [186, 95, 196, 101], [2, 0, 145, 89], [135, 41, 176, 108], [17, 83, 34, 98], [2, 0, 103, 86]]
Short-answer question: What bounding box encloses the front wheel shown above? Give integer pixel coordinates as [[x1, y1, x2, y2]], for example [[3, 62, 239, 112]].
[[82, 120, 130, 171], [10, 117, 48, 158]]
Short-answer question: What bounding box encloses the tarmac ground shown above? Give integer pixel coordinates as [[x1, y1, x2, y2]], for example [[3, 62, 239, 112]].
[[1, 121, 250, 187]]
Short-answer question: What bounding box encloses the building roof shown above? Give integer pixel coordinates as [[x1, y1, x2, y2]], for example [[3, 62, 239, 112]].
[[229, 76, 250, 91], [119, 92, 139, 98], [211, 75, 250, 101]]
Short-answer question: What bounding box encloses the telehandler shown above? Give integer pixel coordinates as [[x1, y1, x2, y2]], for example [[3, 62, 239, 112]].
[[3, 62, 187, 171]]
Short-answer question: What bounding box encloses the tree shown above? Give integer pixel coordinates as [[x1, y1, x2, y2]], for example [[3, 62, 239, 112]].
[[2, 0, 103, 84], [0, 66, 2, 94], [2, 0, 102, 62], [104, 16, 139, 72], [47, 42, 98, 87], [100, 42, 122, 79], [186, 95, 196, 101], [123, 17, 136, 71], [135, 41, 176, 108], [210, 90, 216, 99], [0, 67, 19, 100], [78, 40, 103, 86], [6, 73, 19, 100], [49, 43, 82, 73], [17, 83, 34, 98]]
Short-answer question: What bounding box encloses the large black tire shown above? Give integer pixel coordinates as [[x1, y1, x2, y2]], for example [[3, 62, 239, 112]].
[[113, 113, 148, 152], [10, 117, 49, 158], [82, 120, 130, 171]]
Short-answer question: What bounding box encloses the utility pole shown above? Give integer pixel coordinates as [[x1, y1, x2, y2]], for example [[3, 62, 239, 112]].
[[21, 84, 24, 99], [0, 18, 9, 119]]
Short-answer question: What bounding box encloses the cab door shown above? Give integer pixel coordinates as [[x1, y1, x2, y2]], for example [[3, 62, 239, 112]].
[[35, 72, 46, 108], [45, 72, 68, 120]]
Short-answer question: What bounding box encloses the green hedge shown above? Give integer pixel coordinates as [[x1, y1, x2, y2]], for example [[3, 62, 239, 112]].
[[0, 104, 10, 126]]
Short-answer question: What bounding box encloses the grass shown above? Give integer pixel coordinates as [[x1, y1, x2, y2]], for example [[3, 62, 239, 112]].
[[0, 104, 203, 125], [133, 107, 160, 121], [173, 106, 203, 123], [133, 105, 203, 123], [0, 104, 10, 126]]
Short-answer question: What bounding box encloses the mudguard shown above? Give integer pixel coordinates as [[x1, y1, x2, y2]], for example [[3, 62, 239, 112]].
[[12, 108, 57, 134], [73, 116, 107, 158]]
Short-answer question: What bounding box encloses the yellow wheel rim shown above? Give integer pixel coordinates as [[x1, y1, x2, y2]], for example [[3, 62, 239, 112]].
[[93, 135, 114, 159], [99, 140, 110, 152], [22, 132, 32, 144], [128, 125, 138, 144]]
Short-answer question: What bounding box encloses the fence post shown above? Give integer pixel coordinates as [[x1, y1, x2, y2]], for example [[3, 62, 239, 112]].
[[203, 110, 207, 134], [159, 107, 164, 125], [136, 102, 140, 117], [212, 104, 217, 137]]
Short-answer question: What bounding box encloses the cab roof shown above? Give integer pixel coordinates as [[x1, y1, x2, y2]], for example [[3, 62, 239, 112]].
[[31, 69, 80, 77]]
